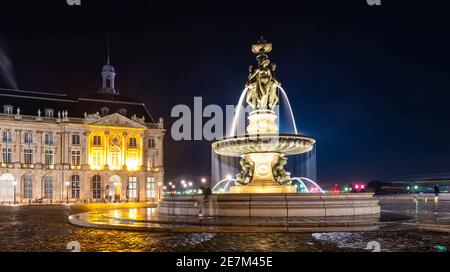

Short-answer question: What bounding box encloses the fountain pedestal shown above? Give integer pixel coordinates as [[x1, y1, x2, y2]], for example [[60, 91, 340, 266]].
[[230, 152, 297, 193]]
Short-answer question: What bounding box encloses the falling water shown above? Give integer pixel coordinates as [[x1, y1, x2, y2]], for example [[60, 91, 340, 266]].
[[214, 85, 318, 192], [228, 87, 248, 137], [211, 150, 239, 188], [291, 177, 310, 192], [0, 36, 18, 89], [291, 177, 324, 193], [278, 86, 298, 134], [212, 178, 236, 193]]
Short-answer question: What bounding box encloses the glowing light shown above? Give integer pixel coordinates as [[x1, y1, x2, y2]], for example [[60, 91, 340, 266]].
[[226, 174, 232, 180], [201, 178, 207, 183], [414, 185, 419, 190], [355, 185, 359, 189], [361, 185, 365, 189]]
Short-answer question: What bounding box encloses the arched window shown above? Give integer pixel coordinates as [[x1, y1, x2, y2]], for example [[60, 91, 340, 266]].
[[118, 108, 127, 116], [0, 173, 15, 202], [71, 175, 80, 199], [92, 175, 101, 199], [23, 175, 32, 199], [128, 176, 137, 198], [43, 176, 53, 199], [100, 107, 110, 116]]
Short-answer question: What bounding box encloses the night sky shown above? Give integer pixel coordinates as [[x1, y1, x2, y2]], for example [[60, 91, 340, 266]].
[[0, 0, 449, 184]]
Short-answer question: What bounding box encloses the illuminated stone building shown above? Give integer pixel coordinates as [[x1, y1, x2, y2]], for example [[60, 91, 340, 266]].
[[0, 60, 165, 204]]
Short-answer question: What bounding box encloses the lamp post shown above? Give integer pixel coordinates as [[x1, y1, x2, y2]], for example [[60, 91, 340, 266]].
[[65, 181, 70, 204], [13, 181, 17, 205], [158, 182, 162, 200], [188, 181, 193, 195]]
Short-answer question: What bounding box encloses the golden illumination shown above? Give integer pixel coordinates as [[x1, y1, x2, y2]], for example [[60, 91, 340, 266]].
[[86, 125, 144, 171]]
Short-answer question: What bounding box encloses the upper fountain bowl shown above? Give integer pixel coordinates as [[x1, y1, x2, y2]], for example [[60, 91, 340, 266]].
[[212, 134, 316, 157]]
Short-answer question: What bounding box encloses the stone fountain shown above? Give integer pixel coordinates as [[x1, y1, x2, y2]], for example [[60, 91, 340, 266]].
[[212, 37, 316, 194], [157, 37, 380, 218]]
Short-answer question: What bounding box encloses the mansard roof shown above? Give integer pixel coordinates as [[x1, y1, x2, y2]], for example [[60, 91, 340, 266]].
[[0, 88, 154, 122]]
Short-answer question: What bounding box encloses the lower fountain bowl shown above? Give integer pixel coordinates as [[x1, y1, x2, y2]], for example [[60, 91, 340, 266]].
[[157, 193, 380, 217]]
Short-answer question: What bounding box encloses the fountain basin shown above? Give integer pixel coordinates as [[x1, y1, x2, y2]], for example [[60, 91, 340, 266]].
[[212, 134, 316, 157], [157, 193, 380, 218]]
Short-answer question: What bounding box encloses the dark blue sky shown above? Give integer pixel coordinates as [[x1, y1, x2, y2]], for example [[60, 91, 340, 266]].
[[0, 0, 449, 184]]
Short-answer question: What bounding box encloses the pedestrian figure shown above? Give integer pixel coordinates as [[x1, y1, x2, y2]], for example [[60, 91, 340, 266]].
[[434, 184, 440, 196], [197, 186, 213, 219]]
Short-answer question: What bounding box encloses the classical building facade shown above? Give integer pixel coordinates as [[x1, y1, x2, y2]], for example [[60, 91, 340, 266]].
[[0, 60, 165, 204]]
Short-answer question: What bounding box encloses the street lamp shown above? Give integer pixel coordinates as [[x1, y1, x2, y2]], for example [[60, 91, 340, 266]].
[[201, 178, 206, 184], [65, 181, 70, 204], [12, 181, 17, 204]]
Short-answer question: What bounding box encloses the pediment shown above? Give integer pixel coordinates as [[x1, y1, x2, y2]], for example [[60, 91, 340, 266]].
[[85, 113, 147, 129]]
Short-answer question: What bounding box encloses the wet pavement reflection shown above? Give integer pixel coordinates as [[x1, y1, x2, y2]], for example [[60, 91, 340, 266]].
[[0, 199, 449, 252]]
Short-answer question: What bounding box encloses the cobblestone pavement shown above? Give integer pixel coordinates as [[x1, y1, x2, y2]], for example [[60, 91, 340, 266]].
[[0, 199, 449, 252]]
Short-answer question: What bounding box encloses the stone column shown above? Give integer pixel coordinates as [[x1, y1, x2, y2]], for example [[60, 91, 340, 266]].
[[122, 132, 127, 170], [36, 131, 43, 165], [104, 130, 110, 169], [83, 131, 90, 168], [14, 129, 22, 164]]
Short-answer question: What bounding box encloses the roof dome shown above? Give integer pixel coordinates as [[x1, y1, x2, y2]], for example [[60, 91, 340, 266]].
[[102, 64, 115, 73]]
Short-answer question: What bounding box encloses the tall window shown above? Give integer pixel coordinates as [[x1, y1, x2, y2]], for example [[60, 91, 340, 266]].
[[127, 152, 138, 171], [128, 176, 137, 198], [92, 175, 101, 199], [146, 177, 155, 199], [129, 138, 137, 148], [3, 131, 12, 142], [93, 136, 102, 146], [44, 150, 54, 165], [2, 148, 12, 163], [71, 175, 80, 199], [23, 175, 32, 199], [92, 150, 102, 169], [110, 148, 120, 170], [71, 150, 81, 166], [24, 132, 33, 144], [72, 134, 80, 145], [148, 138, 156, 148], [44, 176, 53, 199], [45, 133, 53, 145], [24, 149, 33, 164], [150, 155, 157, 167]]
